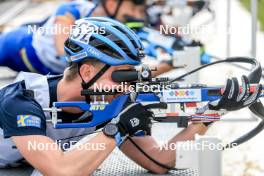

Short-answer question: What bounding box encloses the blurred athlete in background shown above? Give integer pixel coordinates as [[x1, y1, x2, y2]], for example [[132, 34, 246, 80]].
[[0, 0, 148, 74]]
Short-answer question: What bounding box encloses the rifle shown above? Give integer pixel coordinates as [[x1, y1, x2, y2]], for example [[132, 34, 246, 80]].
[[44, 57, 264, 149], [42, 57, 264, 171]]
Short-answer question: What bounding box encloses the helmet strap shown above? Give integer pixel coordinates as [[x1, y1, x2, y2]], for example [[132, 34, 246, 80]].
[[78, 63, 111, 103], [102, 0, 123, 19]]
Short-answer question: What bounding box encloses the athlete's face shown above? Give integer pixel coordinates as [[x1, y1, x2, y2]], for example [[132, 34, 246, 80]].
[[106, 0, 146, 22], [80, 63, 134, 102]]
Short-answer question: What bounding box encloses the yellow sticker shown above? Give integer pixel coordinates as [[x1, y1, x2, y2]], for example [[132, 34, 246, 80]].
[[90, 105, 106, 111]]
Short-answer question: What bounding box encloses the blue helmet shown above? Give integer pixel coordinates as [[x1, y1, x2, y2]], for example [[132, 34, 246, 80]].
[[64, 17, 145, 66]]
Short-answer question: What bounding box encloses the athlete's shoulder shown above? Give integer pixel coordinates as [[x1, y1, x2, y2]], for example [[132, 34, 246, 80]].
[[0, 82, 46, 138], [55, 0, 95, 20], [0, 82, 43, 115]]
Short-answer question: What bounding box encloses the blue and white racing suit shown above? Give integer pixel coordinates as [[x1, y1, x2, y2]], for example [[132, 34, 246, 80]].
[[0, 72, 96, 168], [0, 0, 96, 74]]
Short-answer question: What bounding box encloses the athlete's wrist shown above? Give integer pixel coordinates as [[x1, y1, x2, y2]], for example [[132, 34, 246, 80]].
[[191, 122, 212, 129], [103, 123, 125, 146], [203, 122, 214, 127]]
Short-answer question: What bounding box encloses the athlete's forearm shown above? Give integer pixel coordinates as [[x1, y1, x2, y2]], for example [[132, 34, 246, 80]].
[[120, 124, 207, 174], [60, 132, 116, 176], [150, 123, 208, 171], [151, 123, 208, 172], [13, 133, 116, 176], [170, 123, 208, 142]]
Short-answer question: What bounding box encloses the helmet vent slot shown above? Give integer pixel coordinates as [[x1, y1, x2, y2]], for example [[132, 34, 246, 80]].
[[65, 39, 84, 53]]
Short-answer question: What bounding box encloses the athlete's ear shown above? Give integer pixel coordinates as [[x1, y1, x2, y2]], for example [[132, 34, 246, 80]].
[[79, 64, 95, 83]]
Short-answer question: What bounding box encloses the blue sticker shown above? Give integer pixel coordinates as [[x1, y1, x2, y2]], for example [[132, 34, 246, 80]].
[[17, 115, 41, 128]]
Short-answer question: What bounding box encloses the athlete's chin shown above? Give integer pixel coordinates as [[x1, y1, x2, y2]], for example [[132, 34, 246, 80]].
[[62, 107, 83, 114]]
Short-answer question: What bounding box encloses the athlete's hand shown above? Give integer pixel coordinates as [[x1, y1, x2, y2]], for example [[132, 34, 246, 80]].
[[112, 102, 153, 137], [209, 75, 262, 111]]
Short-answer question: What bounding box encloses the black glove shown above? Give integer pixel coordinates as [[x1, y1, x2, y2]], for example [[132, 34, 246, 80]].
[[113, 103, 153, 137], [209, 75, 262, 111]]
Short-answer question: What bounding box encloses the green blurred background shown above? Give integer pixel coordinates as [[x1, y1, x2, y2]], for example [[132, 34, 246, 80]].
[[240, 0, 264, 30]]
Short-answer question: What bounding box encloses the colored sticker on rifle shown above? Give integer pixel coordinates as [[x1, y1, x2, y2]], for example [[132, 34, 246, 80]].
[[90, 105, 106, 111], [162, 89, 202, 103]]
